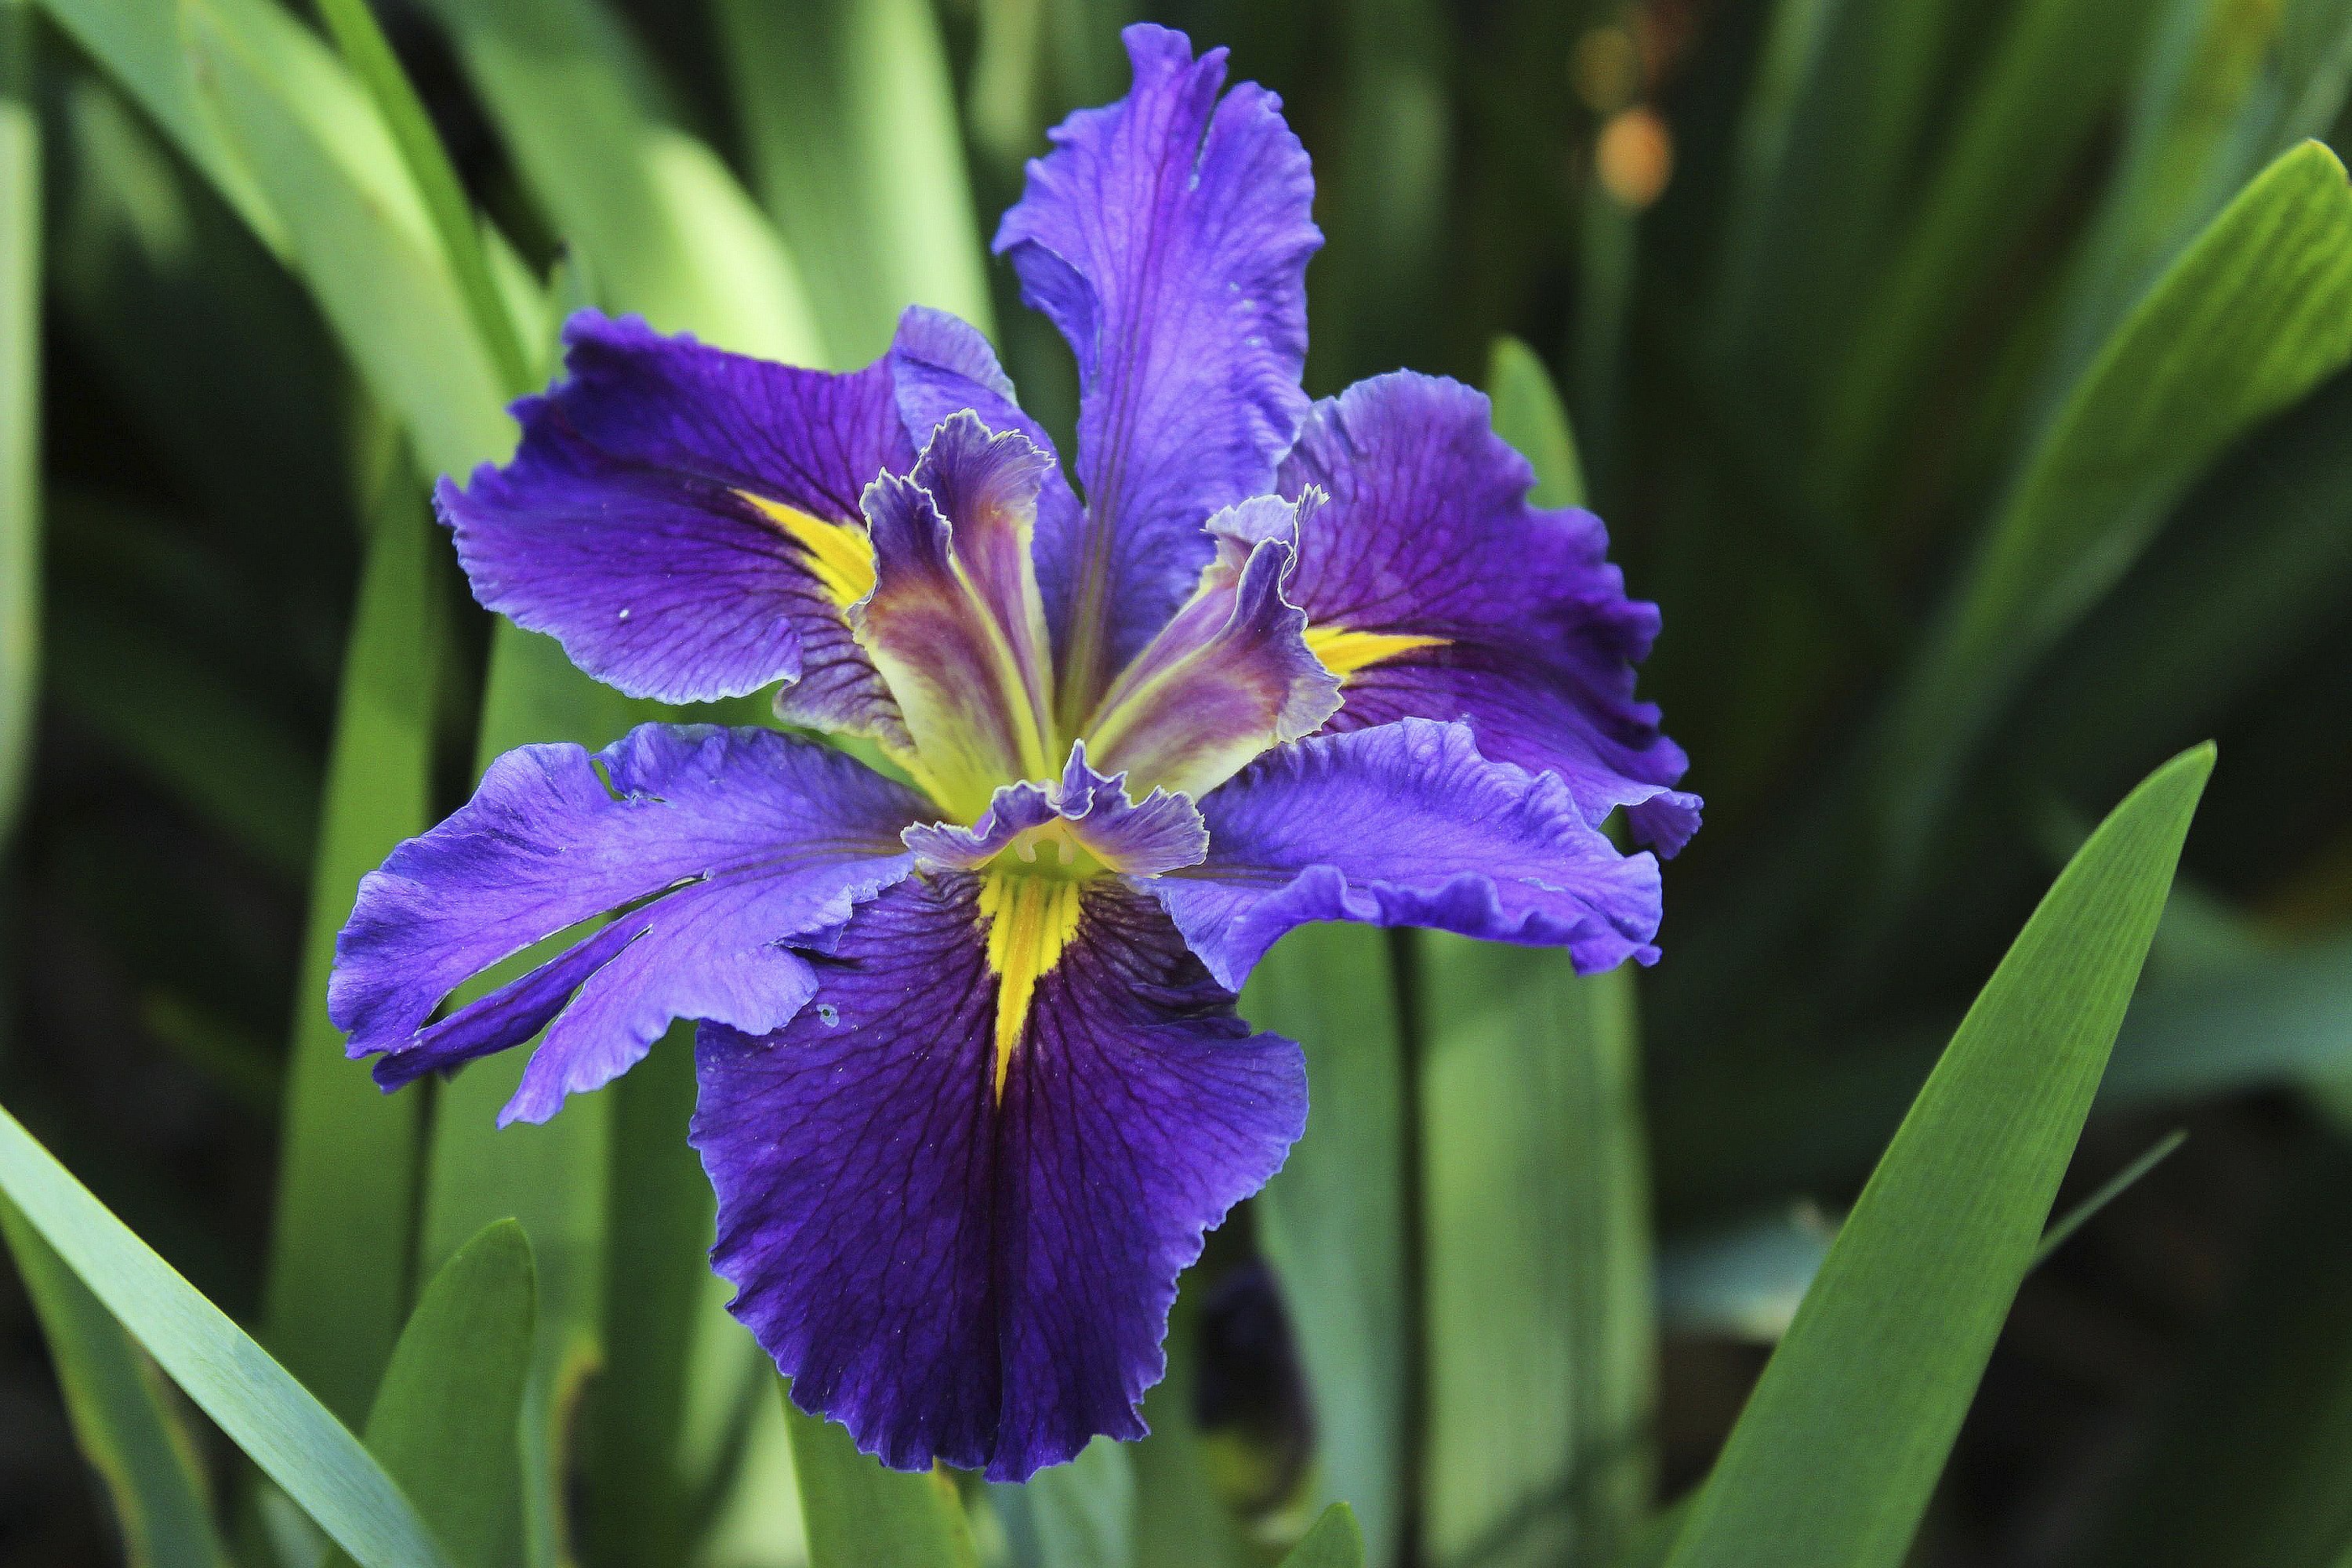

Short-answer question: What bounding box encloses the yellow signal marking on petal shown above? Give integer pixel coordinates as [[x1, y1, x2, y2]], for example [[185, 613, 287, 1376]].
[[1303, 624, 1450, 681], [738, 492, 877, 608], [978, 873, 1083, 1102]]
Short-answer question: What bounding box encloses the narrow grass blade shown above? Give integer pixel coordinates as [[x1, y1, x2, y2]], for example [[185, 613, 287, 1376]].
[[2031, 1128, 2186, 1266], [0, 1198, 233, 1568], [1871, 145, 2352, 895], [716, 0, 993, 365], [408, 0, 822, 362], [782, 1388, 979, 1568], [1248, 924, 1408, 1567], [261, 452, 438, 1428], [311, 0, 532, 395], [1279, 1503, 1365, 1568], [0, 1102, 454, 1568], [1663, 744, 2214, 1568], [325, 1221, 537, 1568], [0, 0, 36, 841]]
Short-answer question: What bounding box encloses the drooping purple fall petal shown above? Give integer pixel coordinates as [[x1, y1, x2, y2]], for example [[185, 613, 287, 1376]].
[[692, 877, 1305, 1481], [332, 724, 923, 1123]]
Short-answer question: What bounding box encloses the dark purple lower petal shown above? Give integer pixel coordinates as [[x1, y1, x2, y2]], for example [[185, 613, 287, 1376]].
[[1276, 371, 1698, 855], [331, 724, 923, 1123], [692, 877, 1305, 1481], [1156, 718, 1662, 991]]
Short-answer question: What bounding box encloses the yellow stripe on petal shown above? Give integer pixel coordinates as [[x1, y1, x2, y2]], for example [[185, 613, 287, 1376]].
[[978, 873, 1083, 1102], [738, 492, 877, 608], [1304, 623, 1449, 680]]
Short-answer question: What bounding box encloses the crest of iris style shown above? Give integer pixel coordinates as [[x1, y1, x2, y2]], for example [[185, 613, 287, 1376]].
[[329, 24, 1698, 1481]]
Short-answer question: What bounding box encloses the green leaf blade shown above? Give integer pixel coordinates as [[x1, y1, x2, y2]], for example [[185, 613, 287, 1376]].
[[0, 1103, 455, 1568], [1664, 743, 2216, 1568], [325, 1221, 537, 1568], [1279, 1502, 1366, 1568]]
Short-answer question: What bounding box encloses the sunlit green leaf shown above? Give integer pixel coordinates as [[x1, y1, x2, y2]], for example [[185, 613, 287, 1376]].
[[0, 1102, 454, 1568], [1486, 336, 1587, 509], [715, 0, 993, 365], [325, 1221, 536, 1568], [0, 0, 36, 841], [408, 0, 822, 362], [0, 1197, 233, 1568], [1664, 744, 2213, 1568], [992, 1436, 1134, 1568]]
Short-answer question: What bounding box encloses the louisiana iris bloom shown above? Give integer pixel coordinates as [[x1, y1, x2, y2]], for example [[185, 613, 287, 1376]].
[[331, 24, 1698, 1481]]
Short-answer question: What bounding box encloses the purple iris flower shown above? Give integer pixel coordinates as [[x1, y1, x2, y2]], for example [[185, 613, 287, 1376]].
[[330, 24, 1697, 1482]]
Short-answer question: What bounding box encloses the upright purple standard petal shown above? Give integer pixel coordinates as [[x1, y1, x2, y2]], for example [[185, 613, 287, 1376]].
[[994, 24, 1322, 716], [1276, 372, 1701, 855], [694, 877, 1305, 1480], [331, 724, 924, 1123], [1155, 719, 1663, 992], [437, 312, 909, 738]]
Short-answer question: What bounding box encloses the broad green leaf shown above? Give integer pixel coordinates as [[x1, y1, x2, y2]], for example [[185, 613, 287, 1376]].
[[2077, 1149, 2352, 1568], [1248, 924, 1407, 1568], [0, 0, 35, 841], [1486, 336, 1588, 509], [2050, 0, 2352, 388], [312, 0, 533, 396], [183, 0, 513, 479], [1417, 935, 1653, 1568], [0, 1198, 233, 1568], [991, 1436, 1134, 1568], [1869, 144, 2352, 892], [1279, 1503, 1366, 1568], [0, 1102, 454, 1568], [581, 1028, 714, 1568], [1820, 0, 2154, 505], [325, 1222, 537, 1568], [261, 448, 437, 1428], [408, 0, 822, 363], [782, 1389, 979, 1568], [715, 0, 993, 365], [1662, 744, 2214, 1568]]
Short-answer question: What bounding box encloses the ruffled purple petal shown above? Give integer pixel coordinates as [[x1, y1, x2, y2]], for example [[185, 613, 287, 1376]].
[[1155, 718, 1662, 992], [437, 311, 908, 737], [852, 417, 1058, 815], [330, 724, 924, 1123], [1080, 495, 1340, 799], [1275, 372, 1700, 855], [993, 24, 1321, 711], [692, 877, 1305, 1481], [904, 743, 1207, 877]]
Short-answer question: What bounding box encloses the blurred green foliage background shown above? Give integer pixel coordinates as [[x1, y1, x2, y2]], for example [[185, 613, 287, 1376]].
[[2, 1, 2350, 1566]]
